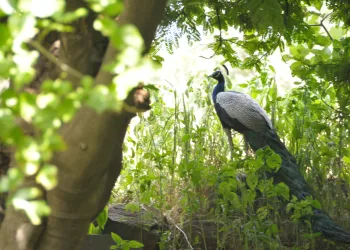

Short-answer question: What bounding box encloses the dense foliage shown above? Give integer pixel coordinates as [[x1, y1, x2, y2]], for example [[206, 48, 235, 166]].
[[117, 0, 350, 248]]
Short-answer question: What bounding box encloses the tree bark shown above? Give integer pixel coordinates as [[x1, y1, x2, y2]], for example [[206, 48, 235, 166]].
[[0, 1, 167, 250]]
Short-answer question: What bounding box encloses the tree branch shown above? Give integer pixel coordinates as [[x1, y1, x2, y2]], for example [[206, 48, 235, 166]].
[[28, 40, 84, 80], [308, 12, 333, 41]]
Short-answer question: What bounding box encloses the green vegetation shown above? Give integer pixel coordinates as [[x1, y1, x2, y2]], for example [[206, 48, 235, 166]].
[[115, 57, 349, 248]]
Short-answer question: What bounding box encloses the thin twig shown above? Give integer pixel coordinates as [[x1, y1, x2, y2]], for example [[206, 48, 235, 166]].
[[172, 220, 194, 250], [28, 40, 85, 80], [224, 38, 249, 50], [308, 12, 333, 41]]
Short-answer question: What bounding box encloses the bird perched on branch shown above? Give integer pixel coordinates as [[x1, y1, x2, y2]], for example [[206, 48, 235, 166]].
[[208, 69, 350, 244]]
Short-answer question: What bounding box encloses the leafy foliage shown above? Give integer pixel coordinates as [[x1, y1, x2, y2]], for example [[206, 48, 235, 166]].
[[117, 14, 350, 244], [0, 0, 157, 225], [110, 232, 144, 250]]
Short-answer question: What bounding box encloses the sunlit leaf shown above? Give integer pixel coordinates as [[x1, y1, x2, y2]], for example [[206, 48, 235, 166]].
[[266, 153, 281, 170], [13, 199, 51, 225], [19, 0, 65, 18], [36, 164, 58, 190], [8, 13, 37, 51], [276, 182, 290, 200], [111, 232, 123, 244], [128, 241, 144, 248], [247, 173, 258, 189], [53, 7, 88, 23], [0, 0, 16, 14], [96, 206, 109, 230], [329, 27, 343, 40], [314, 35, 332, 47], [12, 187, 42, 200], [310, 199, 322, 209], [0, 24, 11, 50]]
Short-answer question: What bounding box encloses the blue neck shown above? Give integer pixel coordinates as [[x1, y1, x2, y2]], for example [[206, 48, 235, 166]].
[[212, 78, 225, 103]]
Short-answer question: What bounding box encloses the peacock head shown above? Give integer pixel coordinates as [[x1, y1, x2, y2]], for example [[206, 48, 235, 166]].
[[208, 70, 224, 82]]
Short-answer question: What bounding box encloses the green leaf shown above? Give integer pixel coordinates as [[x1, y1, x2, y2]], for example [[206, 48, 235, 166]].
[[128, 240, 144, 248], [8, 13, 37, 51], [12, 187, 42, 200], [111, 232, 123, 244], [275, 182, 290, 200], [181, 134, 190, 142], [0, 0, 16, 14], [238, 83, 248, 88], [19, 0, 65, 18], [268, 65, 276, 73], [85, 85, 114, 113], [308, 14, 320, 25], [86, 0, 122, 15], [96, 206, 109, 230], [257, 207, 268, 220], [329, 27, 343, 40], [290, 61, 303, 72], [0, 56, 14, 78], [88, 223, 102, 235], [248, 0, 284, 32], [12, 50, 38, 87], [93, 17, 118, 37], [310, 199, 322, 209], [12, 199, 51, 225], [218, 182, 229, 195], [0, 176, 10, 192], [314, 0, 322, 11], [290, 45, 309, 59], [19, 93, 36, 122], [229, 191, 242, 208], [314, 35, 331, 46], [118, 24, 144, 51], [282, 54, 293, 62], [0, 24, 11, 49], [343, 156, 350, 164], [103, 2, 124, 16], [36, 164, 58, 190], [124, 203, 140, 213], [319, 47, 331, 60], [266, 153, 281, 170], [87, 223, 94, 234], [7, 167, 25, 190], [286, 203, 293, 213], [270, 223, 278, 234], [143, 84, 159, 92], [246, 173, 258, 189], [53, 7, 88, 23]]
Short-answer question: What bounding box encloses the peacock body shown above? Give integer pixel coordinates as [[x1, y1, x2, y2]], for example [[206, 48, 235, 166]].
[[209, 70, 350, 243]]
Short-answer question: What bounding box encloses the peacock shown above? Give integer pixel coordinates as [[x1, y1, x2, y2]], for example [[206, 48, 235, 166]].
[[208, 69, 350, 243]]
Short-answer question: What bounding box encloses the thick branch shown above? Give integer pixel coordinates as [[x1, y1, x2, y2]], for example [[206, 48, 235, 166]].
[[37, 1, 166, 250], [0, 1, 166, 250], [308, 13, 333, 41]]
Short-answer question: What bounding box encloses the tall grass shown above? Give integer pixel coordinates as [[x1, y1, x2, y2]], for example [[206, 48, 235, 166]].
[[114, 68, 350, 249]]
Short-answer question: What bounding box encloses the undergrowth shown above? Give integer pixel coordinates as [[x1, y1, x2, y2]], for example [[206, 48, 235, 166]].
[[113, 67, 350, 250]]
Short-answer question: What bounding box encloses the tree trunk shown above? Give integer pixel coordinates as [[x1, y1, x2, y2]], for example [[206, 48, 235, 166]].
[[0, 1, 167, 250]]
